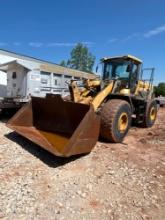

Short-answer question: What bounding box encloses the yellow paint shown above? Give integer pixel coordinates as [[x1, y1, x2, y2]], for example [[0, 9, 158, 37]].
[[92, 81, 114, 111], [69, 80, 101, 105], [102, 55, 142, 63], [150, 107, 156, 121], [135, 80, 152, 95], [85, 79, 101, 88], [39, 130, 70, 153], [82, 89, 90, 97], [70, 81, 82, 102], [118, 113, 128, 132], [120, 89, 130, 95], [127, 55, 142, 63]]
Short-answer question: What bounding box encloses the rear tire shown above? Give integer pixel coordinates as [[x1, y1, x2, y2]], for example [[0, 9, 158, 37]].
[[141, 100, 157, 128], [100, 99, 132, 143]]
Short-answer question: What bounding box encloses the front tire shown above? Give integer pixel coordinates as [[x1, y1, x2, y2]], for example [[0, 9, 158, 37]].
[[100, 99, 132, 143]]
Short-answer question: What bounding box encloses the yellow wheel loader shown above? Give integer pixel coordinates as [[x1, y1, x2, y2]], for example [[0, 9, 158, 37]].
[[7, 55, 157, 157]]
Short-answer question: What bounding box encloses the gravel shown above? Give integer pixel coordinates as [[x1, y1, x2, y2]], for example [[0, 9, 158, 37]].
[[0, 109, 165, 220]]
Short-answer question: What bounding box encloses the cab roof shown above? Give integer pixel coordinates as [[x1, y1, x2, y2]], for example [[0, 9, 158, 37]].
[[101, 55, 143, 64]]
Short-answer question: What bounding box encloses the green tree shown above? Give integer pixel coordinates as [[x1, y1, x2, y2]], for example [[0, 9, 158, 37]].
[[59, 43, 95, 73], [154, 82, 165, 97], [60, 60, 67, 67]]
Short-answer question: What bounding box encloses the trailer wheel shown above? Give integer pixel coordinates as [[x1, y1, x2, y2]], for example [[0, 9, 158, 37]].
[[100, 99, 132, 143]]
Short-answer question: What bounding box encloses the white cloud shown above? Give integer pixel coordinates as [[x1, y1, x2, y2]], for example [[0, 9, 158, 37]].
[[108, 38, 118, 43], [47, 42, 76, 47], [122, 33, 140, 42], [108, 25, 165, 44], [47, 41, 95, 47], [144, 25, 165, 38], [81, 41, 95, 46], [108, 33, 140, 44], [29, 42, 44, 47], [0, 41, 95, 48]]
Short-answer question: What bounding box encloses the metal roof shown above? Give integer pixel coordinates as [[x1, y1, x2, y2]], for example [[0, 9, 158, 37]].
[[40, 64, 96, 79], [101, 55, 143, 63], [0, 49, 95, 78], [0, 59, 96, 79], [0, 60, 31, 71]]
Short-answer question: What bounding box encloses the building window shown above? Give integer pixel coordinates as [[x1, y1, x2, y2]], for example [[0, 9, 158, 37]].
[[53, 73, 62, 77], [53, 73, 62, 86], [74, 77, 80, 80], [64, 75, 72, 78], [41, 79, 48, 84], [12, 72, 17, 79], [41, 71, 51, 76], [40, 71, 51, 85], [54, 79, 58, 85]]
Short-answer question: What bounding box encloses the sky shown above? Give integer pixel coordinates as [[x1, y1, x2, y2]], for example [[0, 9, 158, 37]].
[[0, 0, 165, 84]]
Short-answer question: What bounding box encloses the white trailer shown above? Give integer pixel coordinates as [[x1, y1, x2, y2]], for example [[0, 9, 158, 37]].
[[0, 49, 95, 111]]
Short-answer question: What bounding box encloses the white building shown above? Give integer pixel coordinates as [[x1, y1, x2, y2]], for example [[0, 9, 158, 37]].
[[0, 49, 95, 100]]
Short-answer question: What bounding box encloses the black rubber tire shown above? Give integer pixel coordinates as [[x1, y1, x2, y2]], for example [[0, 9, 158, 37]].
[[100, 99, 132, 143], [141, 100, 157, 128]]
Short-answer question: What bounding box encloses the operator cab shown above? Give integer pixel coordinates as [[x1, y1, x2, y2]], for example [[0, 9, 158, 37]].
[[101, 55, 142, 94]]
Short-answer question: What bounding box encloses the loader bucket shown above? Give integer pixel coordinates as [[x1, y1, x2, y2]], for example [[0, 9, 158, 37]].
[[7, 94, 100, 157]]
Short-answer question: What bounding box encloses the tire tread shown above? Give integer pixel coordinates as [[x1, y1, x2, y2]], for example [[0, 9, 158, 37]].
[[100, 99, 131, 142]]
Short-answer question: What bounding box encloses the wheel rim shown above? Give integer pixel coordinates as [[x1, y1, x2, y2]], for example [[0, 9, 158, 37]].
[[150, 107, 156, 121], [118, 112, 128, 133]]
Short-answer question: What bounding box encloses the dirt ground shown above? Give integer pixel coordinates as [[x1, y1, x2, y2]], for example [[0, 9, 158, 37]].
[[0, 108, 165, 220]]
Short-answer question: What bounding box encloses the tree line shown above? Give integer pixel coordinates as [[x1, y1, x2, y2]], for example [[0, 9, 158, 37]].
[[154, 83, 165, 97]]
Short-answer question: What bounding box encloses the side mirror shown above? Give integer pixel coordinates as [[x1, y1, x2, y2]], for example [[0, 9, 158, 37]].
[[126, 64, 131, 72]]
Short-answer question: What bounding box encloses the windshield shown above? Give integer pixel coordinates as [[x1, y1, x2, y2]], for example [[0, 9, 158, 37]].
[[103, 60, 131, 80]]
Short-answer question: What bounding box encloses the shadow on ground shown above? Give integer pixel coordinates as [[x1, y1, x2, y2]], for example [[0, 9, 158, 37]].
[[5, 132, 85, 168], [0, 109, 19, 123]]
